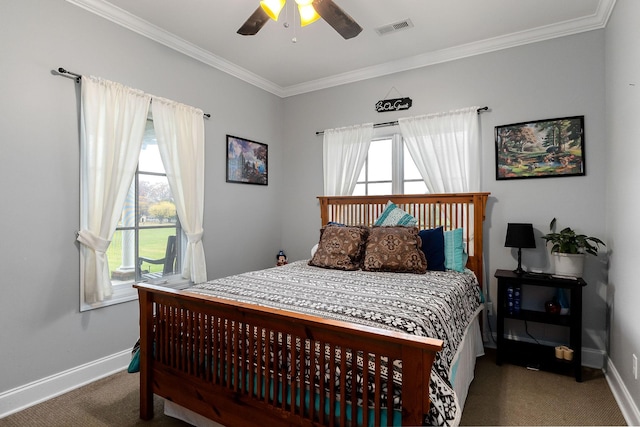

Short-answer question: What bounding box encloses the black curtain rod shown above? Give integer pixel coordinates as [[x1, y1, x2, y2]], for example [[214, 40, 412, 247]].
[[56, 67, 211, 119], [315, 106, 489, 135]]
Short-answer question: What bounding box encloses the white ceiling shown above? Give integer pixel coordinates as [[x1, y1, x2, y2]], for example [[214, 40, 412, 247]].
[[67, 0, 615, 97]]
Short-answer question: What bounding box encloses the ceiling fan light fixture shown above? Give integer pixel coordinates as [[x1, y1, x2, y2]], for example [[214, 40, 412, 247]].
[[240, 0, 362, 39], [297, 3, 320, 26], [260, 0, 286, 21]]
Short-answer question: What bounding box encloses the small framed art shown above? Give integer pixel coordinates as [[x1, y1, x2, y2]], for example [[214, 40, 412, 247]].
[[495, 116, 585, 180], [226, 135, 268, 185]]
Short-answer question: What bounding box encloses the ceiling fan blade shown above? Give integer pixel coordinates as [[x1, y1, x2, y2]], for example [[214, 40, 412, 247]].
[[237, 6, 270, 36], [312, 0, 362, 39]]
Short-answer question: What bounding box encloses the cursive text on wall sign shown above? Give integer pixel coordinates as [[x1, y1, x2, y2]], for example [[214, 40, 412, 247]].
[[375, 97, 412, 113]]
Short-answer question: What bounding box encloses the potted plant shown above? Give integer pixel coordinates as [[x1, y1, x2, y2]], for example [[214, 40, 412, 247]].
[[541, 218, 605, 277]]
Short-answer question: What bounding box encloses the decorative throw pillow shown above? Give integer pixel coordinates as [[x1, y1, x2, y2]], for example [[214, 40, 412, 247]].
[[444, 228, 468, 272], [308, 225, 368, 271], [418, 227, 446, 271], [362, 227, 427, 273], [374, 201, 418, 227], [127, 339, 141, 373]]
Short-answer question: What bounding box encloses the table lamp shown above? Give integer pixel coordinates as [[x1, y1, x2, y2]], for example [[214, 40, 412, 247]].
[[505, 223, 536, 275]]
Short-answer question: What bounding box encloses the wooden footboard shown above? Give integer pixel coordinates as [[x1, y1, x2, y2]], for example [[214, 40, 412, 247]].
[[135, 283, 443, 427]]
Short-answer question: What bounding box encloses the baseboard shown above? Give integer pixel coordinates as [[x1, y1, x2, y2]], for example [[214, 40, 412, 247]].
[[0, 349, 130, 419], [605, 357, 640, 426], [582, 346, 606, 369]]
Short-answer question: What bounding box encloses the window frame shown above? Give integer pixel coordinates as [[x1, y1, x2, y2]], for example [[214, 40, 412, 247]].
[[80, 119, 190, 312], [354, 132, 427, 196]]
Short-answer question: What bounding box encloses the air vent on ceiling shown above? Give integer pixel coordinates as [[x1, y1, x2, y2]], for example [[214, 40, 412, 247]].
[[374, 19, 414, 36]]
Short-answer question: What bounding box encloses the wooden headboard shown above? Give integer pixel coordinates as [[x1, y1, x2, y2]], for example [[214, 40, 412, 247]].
[[317, 193, 490, 289]]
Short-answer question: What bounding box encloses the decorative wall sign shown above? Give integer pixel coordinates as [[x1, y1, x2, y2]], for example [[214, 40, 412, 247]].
[[375, 97, 412, 113], [226, 135, 268, 185], [495, 116, 585, 180]]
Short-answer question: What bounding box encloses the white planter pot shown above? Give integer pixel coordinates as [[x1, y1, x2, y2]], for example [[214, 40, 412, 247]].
[[552, 253, 585, 277]]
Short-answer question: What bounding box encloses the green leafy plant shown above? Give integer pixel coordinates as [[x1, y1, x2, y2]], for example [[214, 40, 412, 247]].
[[541, 218, 605, 256]]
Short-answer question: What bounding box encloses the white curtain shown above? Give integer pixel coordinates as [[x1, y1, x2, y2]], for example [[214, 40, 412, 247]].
[[322, 123, 374, 196], [152, 97, 207, 284], [77, 76, 151, 303], [399, 106, 480, 193]]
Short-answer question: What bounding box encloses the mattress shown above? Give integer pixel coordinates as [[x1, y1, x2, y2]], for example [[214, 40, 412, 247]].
[[175, 260, 483, 426]]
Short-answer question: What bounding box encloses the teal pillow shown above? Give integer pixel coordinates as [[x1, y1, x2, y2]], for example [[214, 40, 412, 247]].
[[127, 339, 140, 373], [444, 228, 468, 272], [374, 201, 417, 227], [128, 347, 140, 373]]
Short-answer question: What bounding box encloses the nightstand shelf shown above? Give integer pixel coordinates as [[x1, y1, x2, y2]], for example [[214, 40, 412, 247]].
[[494, 269, 586, 382], [502, 309, 572, 326], [500, 340, 577, 377]]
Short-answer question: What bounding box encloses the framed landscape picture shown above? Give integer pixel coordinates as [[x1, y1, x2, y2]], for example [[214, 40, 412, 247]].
[[226, 135, 268, 185], [495, 116, 585, 180]]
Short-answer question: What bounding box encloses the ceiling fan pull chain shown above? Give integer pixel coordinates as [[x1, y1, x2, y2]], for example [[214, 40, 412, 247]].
[[292, 1, 298, 43], [283, 1, 290, 28]]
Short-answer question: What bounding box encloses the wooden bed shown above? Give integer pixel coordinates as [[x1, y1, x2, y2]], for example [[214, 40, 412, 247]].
[[135, 192, 490, 427]]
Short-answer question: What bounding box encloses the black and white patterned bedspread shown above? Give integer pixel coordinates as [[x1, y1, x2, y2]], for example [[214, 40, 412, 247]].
[[188, 260, 482, 426]]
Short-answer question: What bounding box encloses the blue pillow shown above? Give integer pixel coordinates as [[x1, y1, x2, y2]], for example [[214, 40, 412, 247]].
[[444, 228, 468, 272], [418, 227, 445, 271], [374, 201, 417, 227]]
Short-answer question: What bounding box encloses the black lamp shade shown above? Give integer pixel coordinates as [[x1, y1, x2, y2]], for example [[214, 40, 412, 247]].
[[505, 223, 535, 275], [505, 223, 536, 249]]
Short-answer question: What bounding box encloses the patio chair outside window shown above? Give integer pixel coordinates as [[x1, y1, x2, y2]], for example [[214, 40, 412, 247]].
[[139, 235, 177, 278]]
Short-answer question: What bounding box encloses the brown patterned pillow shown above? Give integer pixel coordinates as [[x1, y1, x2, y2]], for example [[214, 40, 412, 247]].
[[308, 225, 368, 271], [362, 226, 427, 274]]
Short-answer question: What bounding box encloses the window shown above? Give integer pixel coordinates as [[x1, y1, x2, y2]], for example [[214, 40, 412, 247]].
[[78, 77, 206, 311], [353, 133, 427, 195], [107, 118, 183, 283], [84, 119, 186, 311]]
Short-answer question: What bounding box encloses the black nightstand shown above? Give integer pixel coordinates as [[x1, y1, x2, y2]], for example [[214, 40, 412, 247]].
[[494, 269, 586, 382]]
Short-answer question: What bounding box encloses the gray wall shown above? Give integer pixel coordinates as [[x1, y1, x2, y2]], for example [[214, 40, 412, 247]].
[[0, 0, 283, 393], [281, 30, 609, 355], [2, 0, 637, 419], [605, 0, 640, 412]]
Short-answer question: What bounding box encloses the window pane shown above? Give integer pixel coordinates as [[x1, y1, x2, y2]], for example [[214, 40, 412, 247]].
[[368, 182, 392, 195], [357, 164, 365, 182], [352, 183, 366, 196], [107, 229, 136, 282], [403, 145, 422, 180], [116, 182, 136, 228], [404, 180, 428, 194], [139, 228, 177, 278], [139, 174, 176, 226], [368, 139, 392, 181], [139, 120, 165, 174]]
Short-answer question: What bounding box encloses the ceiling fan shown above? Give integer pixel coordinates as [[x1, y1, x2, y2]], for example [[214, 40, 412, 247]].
[[237, 0, 362, 40]]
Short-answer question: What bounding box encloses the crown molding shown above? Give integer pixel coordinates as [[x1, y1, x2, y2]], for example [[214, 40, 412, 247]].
[[283, 0, 617, 97], [66, 0, 616, 99], [65, 0, 285, 97]]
